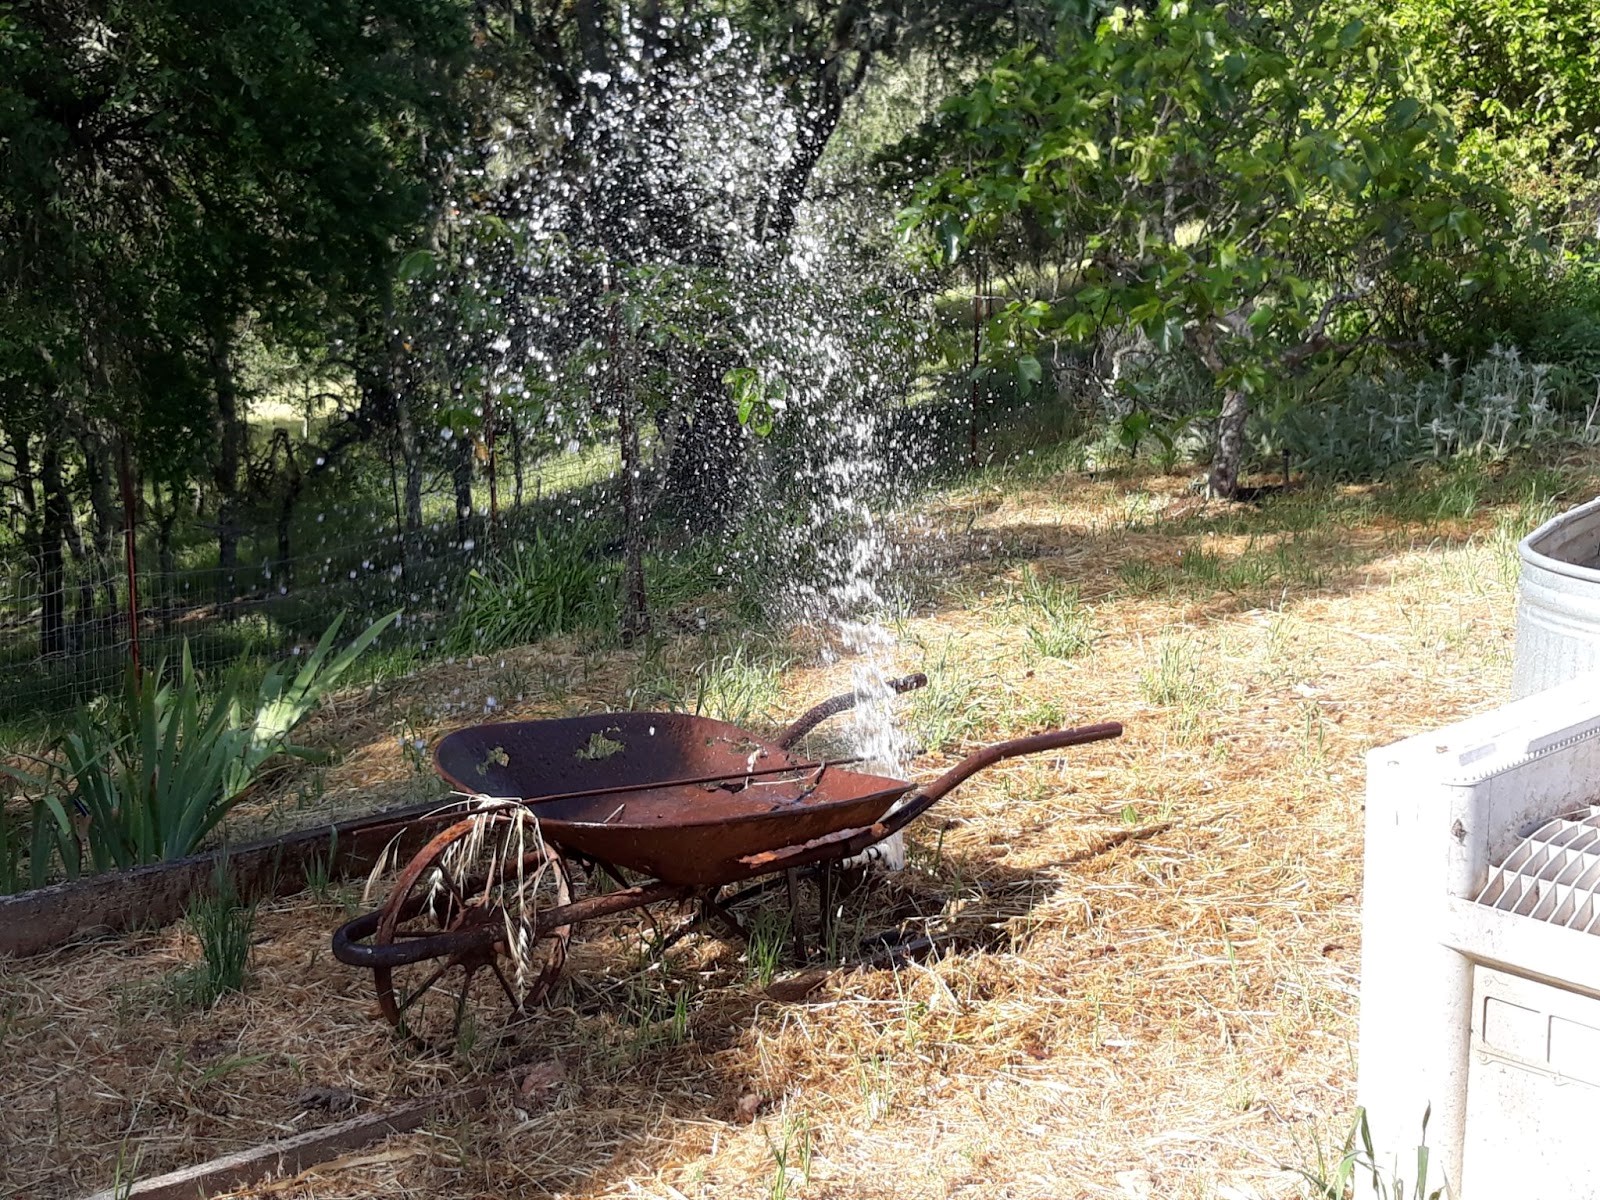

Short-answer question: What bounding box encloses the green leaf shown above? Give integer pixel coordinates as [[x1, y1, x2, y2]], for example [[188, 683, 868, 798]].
[[397, 249, 435, 282], [937, 215, 964, 265]]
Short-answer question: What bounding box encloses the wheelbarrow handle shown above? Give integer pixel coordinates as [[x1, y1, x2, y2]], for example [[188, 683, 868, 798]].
[[739, 721, 1124, 876], [775, 672, 928, 749], [917, 722, 1124, 808]]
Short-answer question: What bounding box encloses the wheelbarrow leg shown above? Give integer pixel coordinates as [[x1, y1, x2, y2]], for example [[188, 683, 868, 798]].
[[653, 890, 719, 955], [702, 896, 747, 944], [785, 869, 809, 963]]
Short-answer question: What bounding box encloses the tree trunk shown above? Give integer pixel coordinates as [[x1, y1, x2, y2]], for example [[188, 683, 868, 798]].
[[1208, 386, 1250, 500], [452, 430, 475, 547], [1187, 323, 1248, 500], [78, 424, 119, 617], [63, 500, 95, 648], [760, 59, 855, 246], [117, 437, 142, 678], [510, 411, 525, 511], [10, 428, 38, 550], [616, 344, 649, 646], [209, 325, 244, 614], [392, 386, 422, 538], [38, 438, 68, 657], [275, 438, 301, 587], [155, 482, 179, 633], [660, 349, 743, 528]]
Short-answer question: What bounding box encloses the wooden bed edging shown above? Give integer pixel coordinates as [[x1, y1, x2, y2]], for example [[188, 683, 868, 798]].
[[0, 799, 460, 958], [78, 1083, 492, 1200]]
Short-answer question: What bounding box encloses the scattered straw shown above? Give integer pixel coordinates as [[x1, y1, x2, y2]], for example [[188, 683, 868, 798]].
[[4, 462, 1588, 1199]]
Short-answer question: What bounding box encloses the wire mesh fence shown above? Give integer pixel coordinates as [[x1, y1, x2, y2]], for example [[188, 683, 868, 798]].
[[0, 393, 997, 728], [0, 447, 622, 726]]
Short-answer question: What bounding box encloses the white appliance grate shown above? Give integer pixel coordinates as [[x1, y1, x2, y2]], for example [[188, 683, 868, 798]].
[[1475, 806, 1600, 931]]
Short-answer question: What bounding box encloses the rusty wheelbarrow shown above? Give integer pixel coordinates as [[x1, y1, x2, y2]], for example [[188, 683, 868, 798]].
[[332, 674, 1122, 1044]]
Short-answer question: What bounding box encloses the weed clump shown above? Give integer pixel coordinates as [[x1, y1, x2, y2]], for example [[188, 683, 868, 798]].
[[1012, 566, 1094, 659], [171, 870, 256, 1010], [445, 532, 617, 654]]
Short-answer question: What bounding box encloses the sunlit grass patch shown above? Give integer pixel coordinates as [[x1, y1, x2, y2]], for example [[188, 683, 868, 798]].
[[626, 639, 795, 728], [1138, 635, 1220, 743], [903, 636, 992, 751], [1009, 565, 1095, 660]]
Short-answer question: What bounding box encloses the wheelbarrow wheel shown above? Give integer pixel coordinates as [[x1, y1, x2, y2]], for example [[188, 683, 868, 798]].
[[372, 807, 573, 1049]]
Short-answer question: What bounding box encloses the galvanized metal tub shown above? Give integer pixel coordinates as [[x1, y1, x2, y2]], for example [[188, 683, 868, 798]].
[[1513, 495, 1600, 698]]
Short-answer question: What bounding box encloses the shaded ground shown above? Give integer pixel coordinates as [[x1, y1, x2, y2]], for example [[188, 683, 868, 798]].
[[2, 455, 1589, 1200]]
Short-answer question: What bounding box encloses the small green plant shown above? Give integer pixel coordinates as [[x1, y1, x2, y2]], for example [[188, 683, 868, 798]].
[[1295, 699, 1329, 776], [906, 641, 988, 751], [1292, 1107, 1443, 1200], [767, 1113, 814, 1200], [1116, 558, 1168, 597], [0, 793, 77, 895], [1139, 638, 1209, 707], [306, 828, 337, 901], [454, 1008, 479, 1063], [691, 645, 790, 728], [196, 1053, 270, 1085], [1013, 566, 1094, 659], [623, 967, 695, 1056], [395, 716, 430, 776], [0, 802, 20, 894], [746, 906, 790, 987], [172, 868, 256, 1010], [853, 1052, 897, 1122], [1139, 636, 1218, 740], [108, 1136, 143, 1200], [445, 531, 616, 654], [292, 765, 329, 811]]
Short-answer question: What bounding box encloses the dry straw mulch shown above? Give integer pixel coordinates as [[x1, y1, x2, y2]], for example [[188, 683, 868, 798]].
[[0, 463, 1570, 1200]]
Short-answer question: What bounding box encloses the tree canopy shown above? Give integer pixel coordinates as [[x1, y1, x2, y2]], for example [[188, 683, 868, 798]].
[[895, 0, 1520, 495], [1, 0, 1596, 669]]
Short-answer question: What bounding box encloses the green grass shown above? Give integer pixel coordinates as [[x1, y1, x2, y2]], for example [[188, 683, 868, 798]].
[[1290, 1107, 1445, 1200], [170, 870, 256, 1010], [626, 640, 795, 728], [1011, 565, 1094, 659], [905, 638, 991, 751], [444, 529, 618, 655], [745, 906, 790, 987], [1115, 536, 1336, 602], [1139, 636, 1219, 741], [766, 1112, 814, 1200], [7, 386, 1596, 741]]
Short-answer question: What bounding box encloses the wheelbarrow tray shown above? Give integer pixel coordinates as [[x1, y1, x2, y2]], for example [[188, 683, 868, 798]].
[[433, 711, 915, 886]]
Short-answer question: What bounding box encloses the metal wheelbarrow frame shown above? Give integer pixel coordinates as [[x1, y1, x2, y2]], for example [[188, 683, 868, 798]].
[[332, 673, 1121, 1043]]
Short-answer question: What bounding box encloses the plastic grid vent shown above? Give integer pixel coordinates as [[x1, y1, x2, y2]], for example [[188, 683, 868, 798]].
[[1476, 806, 1600, 932]]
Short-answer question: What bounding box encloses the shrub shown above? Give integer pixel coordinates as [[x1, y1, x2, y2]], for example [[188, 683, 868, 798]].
[[1267, 346, 1591, 479], [0, 794, 76, 895]]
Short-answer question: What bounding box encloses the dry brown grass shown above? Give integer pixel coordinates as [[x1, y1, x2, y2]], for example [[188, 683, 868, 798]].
[[1, 459, 1588, 1200]]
